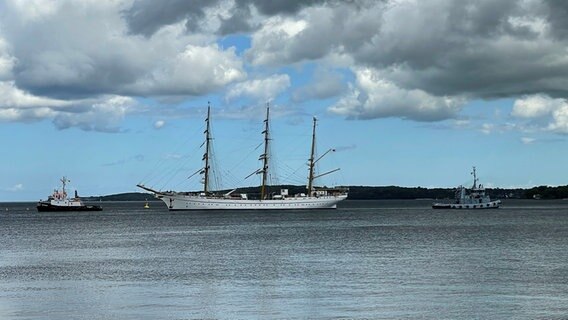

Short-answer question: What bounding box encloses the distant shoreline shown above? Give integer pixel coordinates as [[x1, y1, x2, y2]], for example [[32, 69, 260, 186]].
[[6, 184, 564, 202]]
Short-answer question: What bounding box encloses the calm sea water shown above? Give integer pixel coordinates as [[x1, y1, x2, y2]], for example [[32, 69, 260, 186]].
[[1, 200, 567, 319]]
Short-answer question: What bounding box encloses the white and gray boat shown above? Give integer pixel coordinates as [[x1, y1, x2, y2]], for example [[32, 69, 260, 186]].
[[432, 167, 501, 209], [137, 104, 347, 210]]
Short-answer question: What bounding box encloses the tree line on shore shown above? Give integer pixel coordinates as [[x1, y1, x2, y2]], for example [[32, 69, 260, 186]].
[[85, 185, 568, 201]]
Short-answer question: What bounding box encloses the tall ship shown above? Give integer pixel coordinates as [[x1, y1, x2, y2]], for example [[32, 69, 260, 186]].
[[37, 177, 102, 212], [432, 167, 501, 209], [137, 104, 348, 210]]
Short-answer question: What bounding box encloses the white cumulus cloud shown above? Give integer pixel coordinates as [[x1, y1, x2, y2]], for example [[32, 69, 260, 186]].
[[548, 104, 568, 134], [1, 0, 246, 98], [6, 183, 24, 192], [521, 137, 536, 144], [0, 0, 249, 131], [329, 67, 466, 121], [0, 37, 16, 80], [52, 96, 138, 132], [226, 74, 290, 102], [512, 95, 568, 134], [246, 16, 309, 66], [154, 120, 165, 129], [0, 81, 69, 109], [511, 94, 564, 118], [127, 44, 245, 96]]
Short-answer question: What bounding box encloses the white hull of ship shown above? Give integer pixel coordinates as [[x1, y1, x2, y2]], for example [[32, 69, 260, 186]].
[[156, 193, 348, 210], [432, 200, 501, 209]]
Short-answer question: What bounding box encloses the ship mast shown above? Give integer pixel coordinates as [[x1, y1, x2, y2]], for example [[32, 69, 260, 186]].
[[306, 118, 340, 195], [471, 166, 477, 189], [260, 104, 270, 200], [203, 103, 212, 194], [307, 117, 317, 196], [61, 176, 68, 196]]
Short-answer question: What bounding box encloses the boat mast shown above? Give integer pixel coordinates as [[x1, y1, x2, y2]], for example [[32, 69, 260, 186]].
[[260, 103, 270, 200], [471, 166, 477, 189], [203, 102, 212, 194], [307, 117, 317, 196], [61, 176, 68, 196]]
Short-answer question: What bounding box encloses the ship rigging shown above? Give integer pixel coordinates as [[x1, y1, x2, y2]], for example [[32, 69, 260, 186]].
[[137, 103, 347, 210]]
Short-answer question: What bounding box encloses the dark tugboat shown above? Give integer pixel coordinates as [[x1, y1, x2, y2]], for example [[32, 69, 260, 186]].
[[37, 177, 102, 212]]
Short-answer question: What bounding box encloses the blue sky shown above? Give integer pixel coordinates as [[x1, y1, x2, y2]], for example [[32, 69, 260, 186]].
[[2, 0, 568, 201]]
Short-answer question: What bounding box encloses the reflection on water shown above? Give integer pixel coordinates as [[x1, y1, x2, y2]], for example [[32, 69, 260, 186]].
[[1, 200, 567, 319]]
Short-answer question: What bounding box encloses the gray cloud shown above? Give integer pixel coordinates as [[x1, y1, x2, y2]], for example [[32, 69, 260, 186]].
[[1, 1, 244, 100], [4, 0, 568, 128], [123, 0, 330, 36], [543, 0, 568, 39], [239, 0, 568, 121], [123, 0, 214, 36], [0, 0, 243, 131], [245, 1, 568, 99], [218, 4, 254, 36], [243, 0, 327, 16]]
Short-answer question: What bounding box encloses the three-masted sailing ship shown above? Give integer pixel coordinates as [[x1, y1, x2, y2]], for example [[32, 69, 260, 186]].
[[137, 104, 348, 210]]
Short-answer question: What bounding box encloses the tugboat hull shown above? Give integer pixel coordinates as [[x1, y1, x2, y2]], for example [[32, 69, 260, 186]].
[[36, 202, 102, 212], [432, 200, 501, 209]]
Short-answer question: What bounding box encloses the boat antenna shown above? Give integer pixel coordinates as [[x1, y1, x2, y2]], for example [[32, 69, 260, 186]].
[[471, 166, 477, 189], [260, 103, 270, 200], [203, 102, 212, 194], [307, 116, 317, 196]]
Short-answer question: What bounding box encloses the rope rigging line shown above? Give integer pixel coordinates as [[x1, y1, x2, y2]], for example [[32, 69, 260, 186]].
[[139, 122, 204, 186], [277, 162, 307, 185], [144, 122, 206, 191]]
